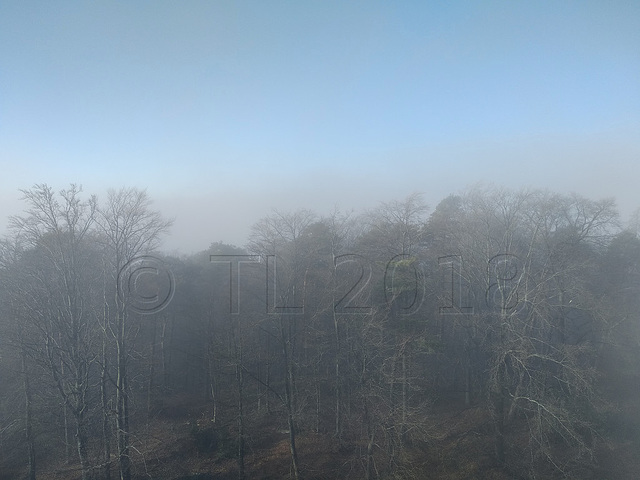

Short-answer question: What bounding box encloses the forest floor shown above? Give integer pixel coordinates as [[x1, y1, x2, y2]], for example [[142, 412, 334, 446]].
[[6, 361, 640, 479], [20, 383, 640, 480]]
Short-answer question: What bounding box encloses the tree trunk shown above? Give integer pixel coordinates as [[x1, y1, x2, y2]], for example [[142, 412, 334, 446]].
[[161, 317, 169, 390], [333, 305, 341, 439], [22, 348, 36, 480], [493, 366, 506, 464], [234, 326, 245, 480], [265, 334, 271, 414], [464, 365, 472, 407], [364, 393, 375, 480], [60, 344, 72, 464], [208, 346, 218, 423], [148, 321, 155, 420], [76, 413, 90, 480], [280, 316, 301, 480], [237, 362, 245, 480], [464, 346, 472, 407], [315, 378, 320, 434], [102, 338, 112, 480], [401, 346, 407, 446], [63, 401, 71, 463], [116, 309, 131, 480]]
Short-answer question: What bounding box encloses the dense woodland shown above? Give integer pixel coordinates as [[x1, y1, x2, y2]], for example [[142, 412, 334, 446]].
[[1, 184, 639, 479]]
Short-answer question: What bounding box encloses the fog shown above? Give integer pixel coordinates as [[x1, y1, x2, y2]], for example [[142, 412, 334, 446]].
[[1, 2, 639, 479], [2, 2, 638, 255]]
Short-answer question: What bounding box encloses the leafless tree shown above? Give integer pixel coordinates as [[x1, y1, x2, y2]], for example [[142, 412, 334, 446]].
[[9, 184, 99, 480], [450, 186, 617, 474], [96, 187, 172, 480], [247, 209, 318, 480]]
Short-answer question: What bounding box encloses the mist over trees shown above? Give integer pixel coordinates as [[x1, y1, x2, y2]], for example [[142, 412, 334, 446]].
[[0, 184, 639, 479]]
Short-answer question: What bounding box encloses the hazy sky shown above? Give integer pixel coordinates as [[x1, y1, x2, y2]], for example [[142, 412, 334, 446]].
[[1, 1, 638, 253]]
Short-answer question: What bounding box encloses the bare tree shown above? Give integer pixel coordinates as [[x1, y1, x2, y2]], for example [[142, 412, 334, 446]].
[[248, 209, 317, 480], [360, 193, 430, 465], [449, 186, 617, 474], [96, 188, 172, 480], [0, 238, 38, 480], [9, 184, 99, 480]]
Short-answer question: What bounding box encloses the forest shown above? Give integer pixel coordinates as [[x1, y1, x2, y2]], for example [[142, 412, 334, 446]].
[[1, 183, 639, 480]]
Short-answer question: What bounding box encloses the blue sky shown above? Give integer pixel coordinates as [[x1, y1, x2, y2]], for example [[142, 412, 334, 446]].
[[1, 1, 638, 252]]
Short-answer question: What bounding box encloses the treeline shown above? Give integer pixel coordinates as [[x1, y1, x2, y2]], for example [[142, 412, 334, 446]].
[[1, 184, 639, 479]]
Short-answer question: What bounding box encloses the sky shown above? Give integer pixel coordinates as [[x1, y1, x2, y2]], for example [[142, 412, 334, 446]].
[[1, 1, 638, 253]]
